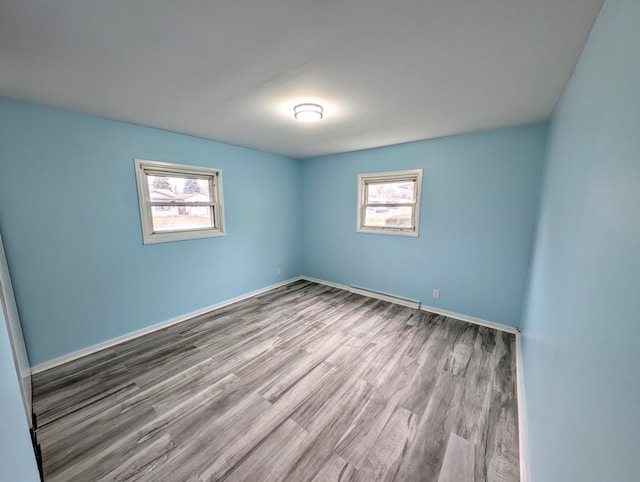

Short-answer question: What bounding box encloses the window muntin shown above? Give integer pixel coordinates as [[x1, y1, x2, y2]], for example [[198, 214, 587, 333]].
[[357, 169, 422, 236], [135, 160, 225, 244]]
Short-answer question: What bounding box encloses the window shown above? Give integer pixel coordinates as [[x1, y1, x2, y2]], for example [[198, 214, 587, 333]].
[[357, 169, 423, 236], [134, 159, 225, 244]]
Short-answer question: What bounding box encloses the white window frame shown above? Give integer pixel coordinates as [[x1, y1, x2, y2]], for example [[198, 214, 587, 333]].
[[134, 159, 226, 244], [356, 169, 423, 237]]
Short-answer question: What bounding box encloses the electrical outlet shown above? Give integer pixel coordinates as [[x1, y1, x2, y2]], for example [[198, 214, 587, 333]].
[[276, 268, 281, 276], [432, 289, 440, 299]]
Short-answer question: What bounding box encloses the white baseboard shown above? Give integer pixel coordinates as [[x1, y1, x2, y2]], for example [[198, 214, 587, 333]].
[[301, 276, 517, 335], [418, 304, 518, 335], [30, 272, 529, 477], [300, 275, 345, 290], [515, 332, 529, 482], [350, 285, 421, 309], [31, 276, 303, 374], [304, 276, 419, 307]]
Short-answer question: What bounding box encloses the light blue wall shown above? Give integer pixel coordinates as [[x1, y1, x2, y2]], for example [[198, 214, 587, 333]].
[[0, 97, 303, 365], [302, 124, 547, 327], [520, 1, 640, 480], [0, 307, 40, 481]]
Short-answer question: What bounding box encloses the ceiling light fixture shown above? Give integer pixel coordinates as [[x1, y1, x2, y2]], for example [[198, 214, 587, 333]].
[[294, 103, 323, 122]]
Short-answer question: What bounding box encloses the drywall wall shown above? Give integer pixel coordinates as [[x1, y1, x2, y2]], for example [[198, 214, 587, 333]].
[[302, 124, 547, 327], [0, 306, 40, 481], [0, 97, 303, 365], [520, 0, 640, 480]]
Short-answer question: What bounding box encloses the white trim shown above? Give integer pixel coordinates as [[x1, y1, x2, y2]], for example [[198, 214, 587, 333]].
[[31, 272, 528, 479], [301, 275, 518, 335], [418, 304, 518, 335], [515, 332, 529, 482], [31, 276, 303, 374], [300, 276, 346, 290], [356, 169, 423, 237], [134, 159, 226, 245], [0, 231, 32, 427], [350, 285, 420, 309]]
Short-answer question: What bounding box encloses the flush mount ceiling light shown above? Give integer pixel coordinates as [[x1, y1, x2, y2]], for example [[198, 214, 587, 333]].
[[293, 103, 323, 122]]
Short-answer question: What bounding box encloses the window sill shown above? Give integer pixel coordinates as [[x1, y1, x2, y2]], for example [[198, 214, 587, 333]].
[[142, 229, 226, 245], [356, 227, 420, 237]]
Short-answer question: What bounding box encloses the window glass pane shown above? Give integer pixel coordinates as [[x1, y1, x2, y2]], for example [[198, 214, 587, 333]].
[[151, 205, 213, 231], [366, 181, 415, 204], [146, 175, 211, 202], [364, 206, 413, 228]]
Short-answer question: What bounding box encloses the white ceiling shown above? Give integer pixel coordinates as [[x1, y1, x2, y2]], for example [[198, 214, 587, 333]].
[[0, 0, 603, 159]]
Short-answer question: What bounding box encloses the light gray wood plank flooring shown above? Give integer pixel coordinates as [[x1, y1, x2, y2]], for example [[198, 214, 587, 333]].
[[32, 280, 519, 481]]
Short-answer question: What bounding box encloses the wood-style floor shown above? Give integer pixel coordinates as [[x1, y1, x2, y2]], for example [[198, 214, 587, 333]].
[[32, 281, 519, 482]]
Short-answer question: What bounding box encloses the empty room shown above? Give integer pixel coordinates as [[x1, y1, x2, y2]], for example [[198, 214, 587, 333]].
[[0, 0, 638, 481]]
